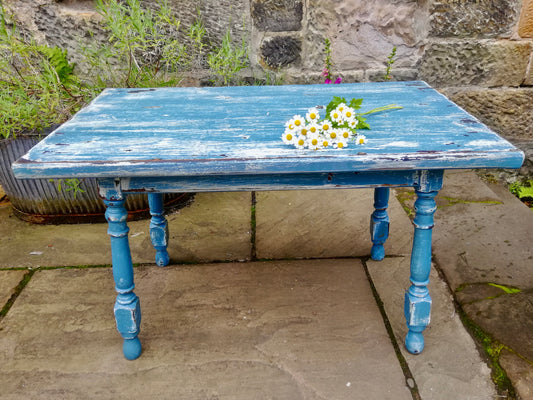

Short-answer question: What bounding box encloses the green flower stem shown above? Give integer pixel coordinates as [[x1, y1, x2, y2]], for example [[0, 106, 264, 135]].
[[358, 104, 403, 116]]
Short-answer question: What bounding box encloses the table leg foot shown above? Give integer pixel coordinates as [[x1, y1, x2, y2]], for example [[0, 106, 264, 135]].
[[123, 337, 142, 361], [404, 189, 437, 355], [405, 329, 425, 354], [370, 187, 390, 261], [148, 193, 170, 267], [104, 197, 143, 360]]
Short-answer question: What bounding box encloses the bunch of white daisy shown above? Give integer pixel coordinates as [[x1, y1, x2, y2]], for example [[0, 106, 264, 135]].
[[282, 103, 366, 150]]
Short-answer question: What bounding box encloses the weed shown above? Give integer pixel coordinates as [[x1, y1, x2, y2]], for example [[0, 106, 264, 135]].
[[509, 179, 533, 208], [322, 38, 341, 84], [384, 46, 397, 81], [0, 5, 89, 139], [207, 21, 248, 86]]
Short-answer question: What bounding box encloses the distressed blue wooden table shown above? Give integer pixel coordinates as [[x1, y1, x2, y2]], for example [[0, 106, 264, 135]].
[[13, 81, 524, 360]]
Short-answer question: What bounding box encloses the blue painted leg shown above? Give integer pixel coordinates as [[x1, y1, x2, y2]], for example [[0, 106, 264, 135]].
[[370, 187, 390, 261], [404, 189, 437, 355], [104, 197, 142, 360], [148, 193, 170, 267]]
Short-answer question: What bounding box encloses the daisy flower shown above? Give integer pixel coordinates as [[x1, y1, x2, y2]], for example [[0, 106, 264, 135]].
[[306, 108, 320, 122], [342, 107, 356, 121], [336, 103, 347, 113], [307, 122, 320, 136], [356, 134, 367, 145], [295, 135, 307, 149], [282, 130, 296, 145], [348, 119, 358, 130], [326, 128, 339, 141], [320, 120, 332, 133], [335, 138, 348, 149], [319, 138, 331, 149], [330, 108, 343, 124], [292, 115, 306, 128], [284, 117, 297, 131], [307, 135, 320, 150], [297, 125, 309, 137], [339, 128, 353, 140]]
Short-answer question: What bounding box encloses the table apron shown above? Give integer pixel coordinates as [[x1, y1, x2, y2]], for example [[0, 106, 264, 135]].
[[97, 169, 444, 199]]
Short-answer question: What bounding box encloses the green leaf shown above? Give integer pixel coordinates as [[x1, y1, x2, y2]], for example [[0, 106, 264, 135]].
[[356, 116, 370, 130], [325, 96, 345, 116], [349, 98, 363, 109], [517, 185, 533, 199]]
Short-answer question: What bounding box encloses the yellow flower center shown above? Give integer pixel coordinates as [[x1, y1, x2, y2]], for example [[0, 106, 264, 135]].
[[286, 133, 293, 141], [310, 126, 317, 133], [343, 131, 349, 138], [345, 111, 352, 118], [301, 128, 308, 135], [338, 142, 344, 148], [323, 141, 329, 147], [294, 120, 301, 126], [298, 139, 305, 146], [310, 113, 317, 119], [330, 132, 336, 139], [323, 124, 330, 131], [311, 139, 318, 146]]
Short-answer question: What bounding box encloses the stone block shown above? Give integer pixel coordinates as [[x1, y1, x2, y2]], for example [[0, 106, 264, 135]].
[[251, 0, 303, 32], [9, 0, 249, 72], [441, 87, 533, 141], [306, 0, 427, 71], [429, 0, 520, 38], [365, 67, 418, 82], [419, 40, 532, 87], [519, 0, 533, 38], [260, 35, 301, 69], [526, 62, 533, 87]]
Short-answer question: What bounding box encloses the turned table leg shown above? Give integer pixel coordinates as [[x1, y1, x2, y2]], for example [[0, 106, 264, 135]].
[[148, 193, 170, 267], [104, 197, 142, 360], [370, 187, 390, 261], [404, 188, 437, 354]]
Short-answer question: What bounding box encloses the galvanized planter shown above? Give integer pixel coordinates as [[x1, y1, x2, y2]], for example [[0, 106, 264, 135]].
[[0, 135, 192, 224]]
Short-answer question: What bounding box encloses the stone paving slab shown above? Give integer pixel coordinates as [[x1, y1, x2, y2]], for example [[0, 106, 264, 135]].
[[0, 270, 27, 308], [0, 192, 252, 268], [366, 257, 497, 400], [434, 170, 533, 399], [432, 171, 533, 289], [0, 259, 412, 400], [500, 349, 533, 400], [397, 169, 533, 399], [255, 189, 413, 259]]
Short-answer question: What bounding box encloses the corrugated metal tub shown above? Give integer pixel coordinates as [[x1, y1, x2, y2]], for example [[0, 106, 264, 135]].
[[0, 136, 192, 224]]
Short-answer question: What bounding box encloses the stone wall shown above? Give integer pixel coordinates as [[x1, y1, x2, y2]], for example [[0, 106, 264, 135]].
[[4, 0, 533, 175]]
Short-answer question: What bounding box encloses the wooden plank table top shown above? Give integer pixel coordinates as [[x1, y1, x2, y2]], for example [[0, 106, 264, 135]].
[[11, 81, 524, 361], [12, 81, 524, 180]]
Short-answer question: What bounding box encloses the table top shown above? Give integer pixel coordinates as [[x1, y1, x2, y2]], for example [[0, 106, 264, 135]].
[[13, 81, 524, 179]]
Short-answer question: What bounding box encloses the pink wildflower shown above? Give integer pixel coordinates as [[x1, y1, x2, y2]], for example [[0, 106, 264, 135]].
[[324, 76, 342, 84]]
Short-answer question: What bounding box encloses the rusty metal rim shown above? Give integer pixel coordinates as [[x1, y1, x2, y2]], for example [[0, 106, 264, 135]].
[[10, 192, 195, 225]]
